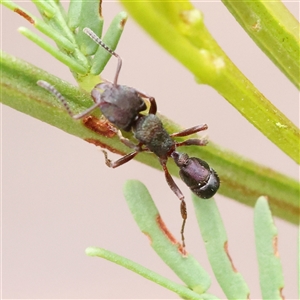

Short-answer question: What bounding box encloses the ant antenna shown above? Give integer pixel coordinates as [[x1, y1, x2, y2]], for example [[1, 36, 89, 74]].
[[83, 27, 122, 87], [37, 80, 102, 119]]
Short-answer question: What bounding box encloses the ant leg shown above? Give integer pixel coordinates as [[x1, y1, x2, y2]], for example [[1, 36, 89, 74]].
[[160, 158, 187, 247], [135, 89, 157, 115], [175, 138, 208, 147], [148, 97, 157, 115], [102, 150, 138, 168], [171, 124, 208, 149], [37, 80, 101, 119], [116, 130, 139, 149], [170, 124, 208, 137]]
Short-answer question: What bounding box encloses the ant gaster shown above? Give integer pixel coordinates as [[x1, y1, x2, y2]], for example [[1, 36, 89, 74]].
[[37, 28, 220, 248]]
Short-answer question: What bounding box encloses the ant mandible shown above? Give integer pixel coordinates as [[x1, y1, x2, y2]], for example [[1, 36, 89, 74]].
[[38, 28, 220, 248]]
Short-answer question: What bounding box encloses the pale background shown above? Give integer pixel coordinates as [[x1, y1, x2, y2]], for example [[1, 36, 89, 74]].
[[2, 1, 299, 299]]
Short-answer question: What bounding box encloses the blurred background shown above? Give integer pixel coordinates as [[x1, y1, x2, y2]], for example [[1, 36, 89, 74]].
[[2, 1, 299, 299]]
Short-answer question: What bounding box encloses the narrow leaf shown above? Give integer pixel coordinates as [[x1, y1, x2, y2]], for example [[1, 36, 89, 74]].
[[86, 247, 219, 300], [75, 0, 103, 56], [68, 0, 83, 30], [254, 196, 285, 299], [123, 180, 211, 294], [192, 194, 250, 299], [91, 11, 128, 75], [18, 27, 88, 74]]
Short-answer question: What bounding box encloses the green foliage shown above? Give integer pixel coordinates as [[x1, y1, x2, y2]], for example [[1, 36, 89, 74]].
[[222, 0, 300, 89], [1, 0, 298, 298], [120, 1, 300, 164], [1, 0, 127, 89], [254, 197, 285, 299], [192, 194, 249, 298], [85, 180, 288, 298], [1, 51, 298, 226]]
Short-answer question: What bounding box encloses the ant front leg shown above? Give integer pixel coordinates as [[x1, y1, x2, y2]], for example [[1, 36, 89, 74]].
[[148, 97, 157, 115], [116, 130, 139, 149], [136, 90, 157, 115], [160, 158, 187, 248], [103, 132, 143, 168]]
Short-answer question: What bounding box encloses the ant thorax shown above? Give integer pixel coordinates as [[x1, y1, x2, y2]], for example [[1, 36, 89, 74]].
[[134, 114, 175, 159]]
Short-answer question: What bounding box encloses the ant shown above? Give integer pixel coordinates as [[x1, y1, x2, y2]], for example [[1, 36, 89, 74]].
[[37, 28, 220, 248]]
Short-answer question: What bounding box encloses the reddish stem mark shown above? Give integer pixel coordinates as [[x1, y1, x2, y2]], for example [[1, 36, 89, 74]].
[[273, 236, 279, 257], [85, 138, 125, 156], [83, 116, 117, 138], [279, 287, 285, 300], [222, 178, 300, 219], [143, 232, 152, 244], [224, 241, 237, 272], [14, 8, 34, 24], [120, 17, 127, 28], [156, 215, 186, 255], [98, 0, 102, 17]]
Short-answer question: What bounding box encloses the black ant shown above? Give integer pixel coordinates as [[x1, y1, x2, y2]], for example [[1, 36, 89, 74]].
[[37, 28, 220, 248]]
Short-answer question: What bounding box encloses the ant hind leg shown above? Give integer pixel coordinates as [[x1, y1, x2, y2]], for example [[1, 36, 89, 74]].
[[160, 158, 187, 248]]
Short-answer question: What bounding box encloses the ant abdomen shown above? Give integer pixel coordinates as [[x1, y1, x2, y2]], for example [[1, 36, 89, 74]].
[[172, 151, 220, 199]]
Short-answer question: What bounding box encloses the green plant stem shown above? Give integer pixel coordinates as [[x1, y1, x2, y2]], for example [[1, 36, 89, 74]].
[[1, 51, 299, 225], [86, 247, 219, 300], [222, 0, 300, 89], [119, 1, 300, 164], [299, 229, 300, 299]]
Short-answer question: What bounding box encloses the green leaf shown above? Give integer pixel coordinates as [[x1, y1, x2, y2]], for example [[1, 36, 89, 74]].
[[192, 194, 250, 299], [91, 11, 128, 75], [119, 1, 300, 164], [86, 247, 219, 300], [254, 196, 285, 299], [73, 0, 103, 56], [67, 0, 83, 30], [18, 27, 88, 74], [123, 180, 211, 294]]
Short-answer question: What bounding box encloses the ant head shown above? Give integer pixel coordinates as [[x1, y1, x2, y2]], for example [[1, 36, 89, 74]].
[[91, 83, 146, 131]]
